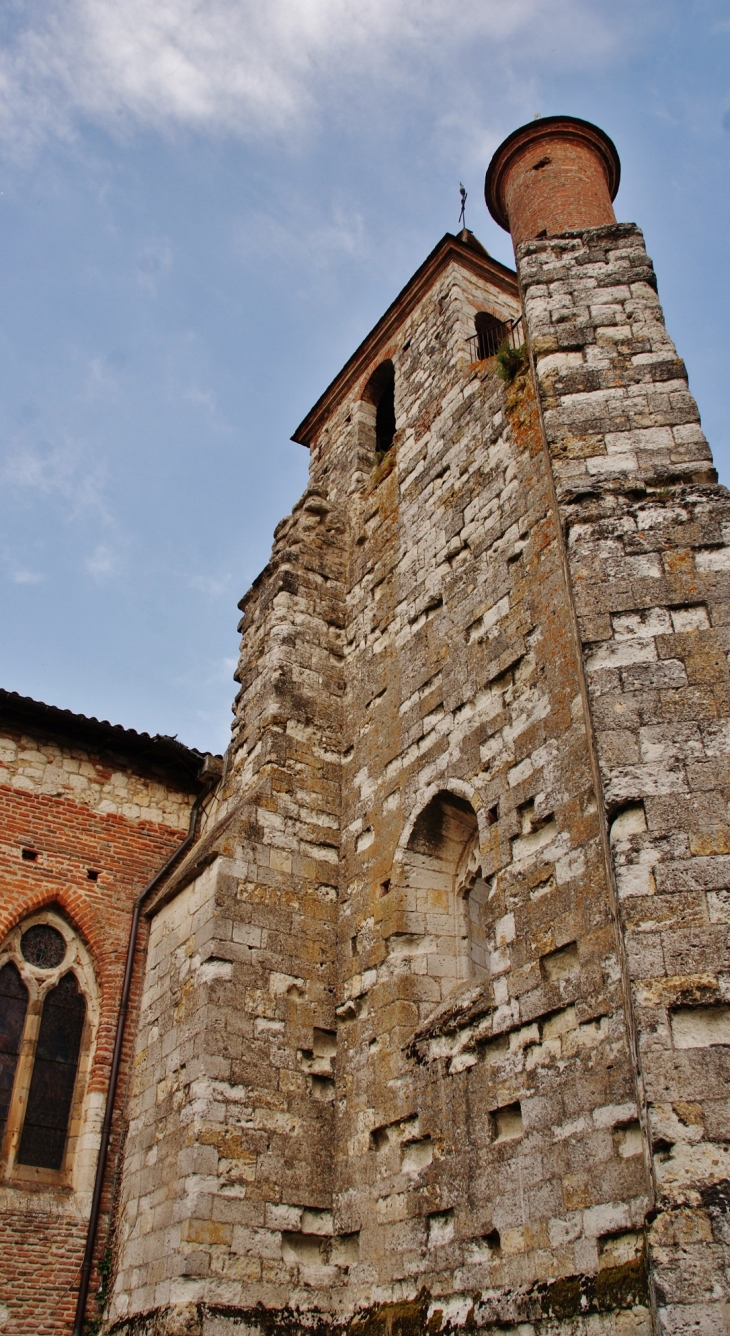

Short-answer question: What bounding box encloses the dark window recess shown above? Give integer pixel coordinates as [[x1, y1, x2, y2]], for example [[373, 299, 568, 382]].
[[21, 925, 66, 970], [0, 963, 28, 1141], [474, 312, 510, 360], [18, 972, 85, 1170], [21, 849, 37, 862], [86, 870, 99, 882], [365, 360, 396, 454], [376, 387, 395, 452]]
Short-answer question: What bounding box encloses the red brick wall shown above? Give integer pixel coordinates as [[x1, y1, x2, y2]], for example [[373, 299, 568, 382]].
[[0, 1213, 87, 1335], [497, 133, 616, 247], [0, 728, 199, 1335]]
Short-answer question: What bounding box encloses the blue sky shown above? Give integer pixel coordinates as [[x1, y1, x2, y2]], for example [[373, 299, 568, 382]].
[[0, 0, 728, 753]]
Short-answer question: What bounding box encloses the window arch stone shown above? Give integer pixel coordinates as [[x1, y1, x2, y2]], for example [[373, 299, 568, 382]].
[[390, 790, 496, 1010], [0, 907, 99, 1187]]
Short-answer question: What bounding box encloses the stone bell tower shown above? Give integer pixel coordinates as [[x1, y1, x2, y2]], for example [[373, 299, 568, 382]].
[[105, 118, 730, 1336]]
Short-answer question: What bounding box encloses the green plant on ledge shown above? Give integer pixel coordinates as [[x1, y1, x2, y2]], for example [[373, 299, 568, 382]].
[[495, 341, 526, 383]]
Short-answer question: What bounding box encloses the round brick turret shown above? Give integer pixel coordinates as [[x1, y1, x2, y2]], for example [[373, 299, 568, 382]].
[[485, 115, 620, 250]]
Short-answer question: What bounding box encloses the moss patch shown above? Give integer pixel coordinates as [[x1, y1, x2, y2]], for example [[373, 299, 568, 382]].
[[106, 1258, 650, 1336]]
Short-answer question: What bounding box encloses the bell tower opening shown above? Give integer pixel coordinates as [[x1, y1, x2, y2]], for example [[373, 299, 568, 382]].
[[364, 360, 396, 454], [474, 311, 509, 360]]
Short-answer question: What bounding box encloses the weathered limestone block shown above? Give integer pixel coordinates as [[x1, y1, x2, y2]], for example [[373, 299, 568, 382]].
[[521, 225, 714, 494]]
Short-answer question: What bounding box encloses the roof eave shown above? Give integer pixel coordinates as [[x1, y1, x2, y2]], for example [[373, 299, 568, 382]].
[[0, 689, 210, 788]]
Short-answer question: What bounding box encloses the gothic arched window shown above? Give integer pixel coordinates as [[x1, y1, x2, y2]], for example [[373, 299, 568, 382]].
[[0, 963, 28, 1144], [0, 911, 97, 1184]]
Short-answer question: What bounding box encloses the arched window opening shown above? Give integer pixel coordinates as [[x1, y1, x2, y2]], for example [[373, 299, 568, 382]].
[[364, 360, 396, 455], [473, 311, 510, 361], [0, 911, 97, 1183], [395, 791, 485, 1007], [0, 963, 28, 1144], [18, 972, 86, 1171]]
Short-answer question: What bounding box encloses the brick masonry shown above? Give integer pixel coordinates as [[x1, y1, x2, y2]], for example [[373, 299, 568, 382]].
[[0, 712, 202, 1335], [485, 118, 619, 249]]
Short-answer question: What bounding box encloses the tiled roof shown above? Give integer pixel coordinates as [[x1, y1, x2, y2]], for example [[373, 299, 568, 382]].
[[0, 688, 209, 786]]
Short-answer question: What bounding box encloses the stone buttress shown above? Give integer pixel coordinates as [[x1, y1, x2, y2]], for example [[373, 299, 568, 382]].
[[106, 124, 729, 1336], [107, 490, 346, 1325], [518, 223, 730, 1335]]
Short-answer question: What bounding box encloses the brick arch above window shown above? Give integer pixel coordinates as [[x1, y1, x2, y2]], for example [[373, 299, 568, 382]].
[[0, 907, 99, 1187]]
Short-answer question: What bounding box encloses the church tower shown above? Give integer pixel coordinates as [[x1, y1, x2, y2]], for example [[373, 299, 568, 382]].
[[106, 118, 730, 1336]]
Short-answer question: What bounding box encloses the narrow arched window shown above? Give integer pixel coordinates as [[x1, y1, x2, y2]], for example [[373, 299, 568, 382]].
[[18, 972, 86, 1170], [464, 875, 493, 979], [364, 360, 396, 455], [376, 374, 395, 453], [0, 912, 97, 1184], [0, 963, 28, 1144]]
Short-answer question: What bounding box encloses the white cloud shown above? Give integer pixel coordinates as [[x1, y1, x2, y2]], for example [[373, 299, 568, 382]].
[[0, 0, 626, 155], [235, 202, 367, 280], [11, 568, 44, 584], [1, 433, 109, 516], [86, 542, 119, 579], [183, 385, 218, 413]]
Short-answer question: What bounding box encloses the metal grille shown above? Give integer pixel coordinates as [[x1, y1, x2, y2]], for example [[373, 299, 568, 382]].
[[467, 315, 525, 362], [18, 972, 85, 1170]]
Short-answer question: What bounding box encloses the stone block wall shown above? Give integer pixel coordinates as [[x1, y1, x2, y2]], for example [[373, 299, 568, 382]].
[[108, 490, 347, 1325], [325, 262, 652, 1331], [519, 221, 730, 1335], [106, 239, 677, 1334]]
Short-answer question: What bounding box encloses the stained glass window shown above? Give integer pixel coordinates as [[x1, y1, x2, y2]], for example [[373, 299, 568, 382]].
[[0, 917, 94, 1181], [21, 925, 66, 970], [0, 962, 28, 1143], [17, 973, 86, 1171]]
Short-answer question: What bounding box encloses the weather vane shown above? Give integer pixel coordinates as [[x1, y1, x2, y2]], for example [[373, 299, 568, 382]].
[[459, 183, 467, 230]]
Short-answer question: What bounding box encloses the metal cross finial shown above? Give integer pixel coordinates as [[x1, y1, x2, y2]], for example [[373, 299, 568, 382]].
[[459, 183, 467, 230]]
